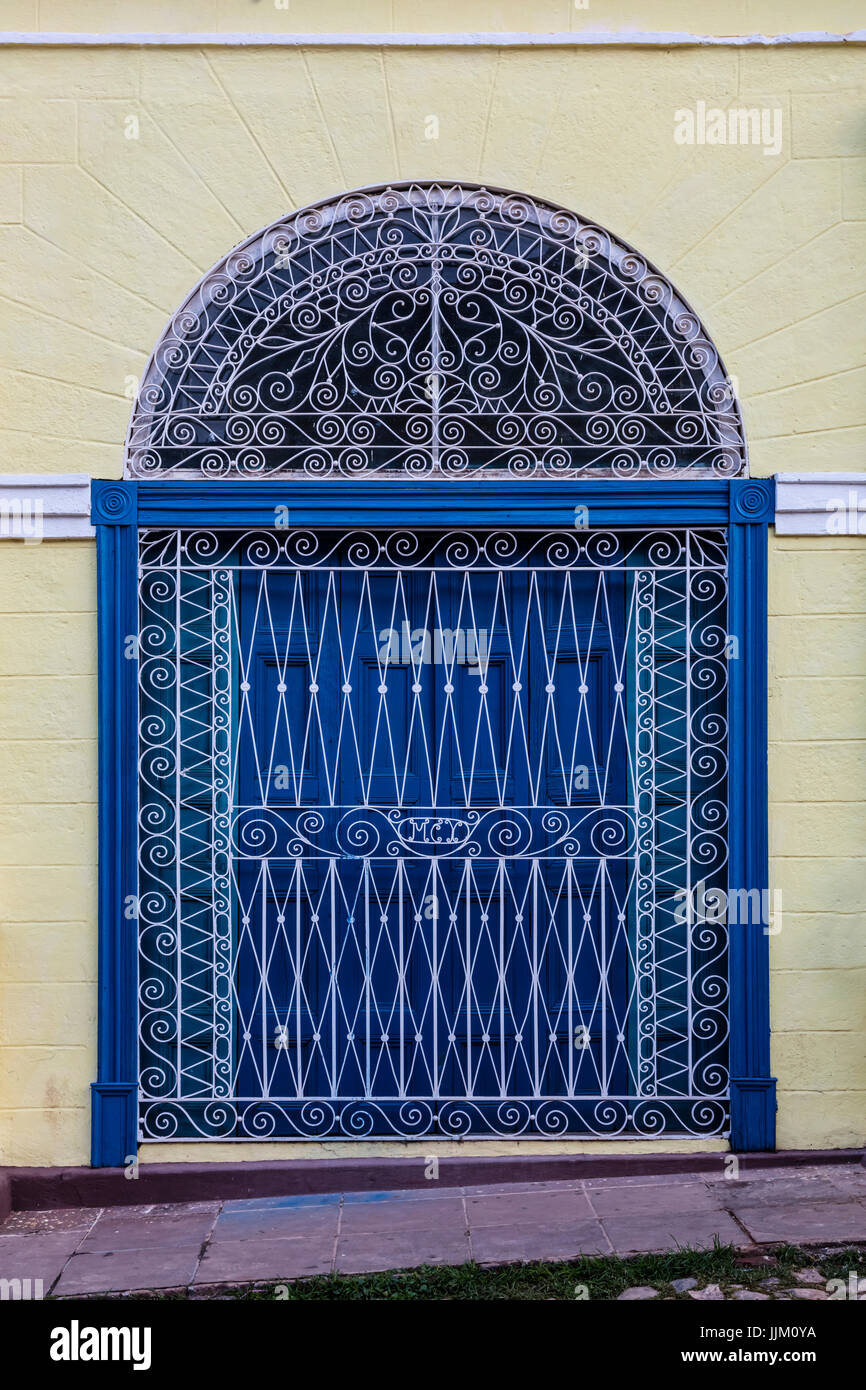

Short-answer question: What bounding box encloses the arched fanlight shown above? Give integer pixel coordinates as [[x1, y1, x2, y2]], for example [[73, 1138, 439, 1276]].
[[126, 181, 746, 480]]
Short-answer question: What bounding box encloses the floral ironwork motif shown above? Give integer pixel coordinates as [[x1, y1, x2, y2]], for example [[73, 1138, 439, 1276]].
[[127, 183, 746, 479]]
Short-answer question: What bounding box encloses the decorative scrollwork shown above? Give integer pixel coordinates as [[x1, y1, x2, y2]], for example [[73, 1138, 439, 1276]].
[[139, 1097, 728, 1141], [126, 182, 747, 480], [137, 526, 730, 1142], [139, 525, 727, 573]]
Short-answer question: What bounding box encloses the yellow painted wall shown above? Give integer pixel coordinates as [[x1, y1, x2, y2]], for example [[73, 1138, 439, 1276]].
[[0, 18, 863, 1164], [5, 1, 866, 37]]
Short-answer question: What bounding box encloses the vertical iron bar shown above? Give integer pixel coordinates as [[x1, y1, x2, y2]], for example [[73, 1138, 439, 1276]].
[[600, 856, 608, 1093], [364, 859, 371, 1098], [567, 856, 574, 1096], [295, 858, 302, 1098], [498, 857, 506, 1097], [532, 857, 539, 1098], [431, 856, 439, 1099], [330, 860, 337, 1099], [465, 856, 472, 1097], [398, 857, 405, 1098]]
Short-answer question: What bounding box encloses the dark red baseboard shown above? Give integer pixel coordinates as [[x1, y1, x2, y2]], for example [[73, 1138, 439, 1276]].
[[2, 1146, 863, 1213]]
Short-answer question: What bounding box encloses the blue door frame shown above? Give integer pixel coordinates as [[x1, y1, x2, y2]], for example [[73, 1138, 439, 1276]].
[[90, 477, 776, 1165]]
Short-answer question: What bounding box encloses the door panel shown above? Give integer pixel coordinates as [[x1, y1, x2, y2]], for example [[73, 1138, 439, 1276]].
[[236, 535, 630, 1133]]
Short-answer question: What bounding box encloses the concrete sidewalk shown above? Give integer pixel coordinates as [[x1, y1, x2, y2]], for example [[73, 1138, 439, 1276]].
[[2, 1161, 865, 1298]]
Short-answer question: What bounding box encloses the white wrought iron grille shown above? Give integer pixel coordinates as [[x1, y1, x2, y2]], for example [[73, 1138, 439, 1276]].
[[126, 182, 746, 479], [137, 527, 730, 1140]]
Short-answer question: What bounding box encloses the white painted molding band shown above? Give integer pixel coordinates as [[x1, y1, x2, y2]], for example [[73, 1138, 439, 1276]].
[[0, 31, 864, 48], [775, 473, 866, 536], [0, 474, 93, 539], [1, 473, 864, 539]]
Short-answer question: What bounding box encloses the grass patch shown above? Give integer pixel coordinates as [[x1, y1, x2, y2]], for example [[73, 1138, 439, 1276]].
[[69, 1243, 866, 1302], [182, 1243, 865, 1302]]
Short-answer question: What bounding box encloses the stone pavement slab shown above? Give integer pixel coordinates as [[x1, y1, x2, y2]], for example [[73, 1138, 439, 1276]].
[[0, 1208, 97, 1235], [342, 1187, 457, 1204], [79, 1207, 219, 1252], [2, 1161, 864, 1296], [586, 1179, 723, 1217], [335, 1227, 471, 1275], [466, 1187, 595, 1226], [196, 1235, 333, 1284], [0, 1231, 85, 1287], [54, 1246, 202, 1296], [222, 1192, 341, 1212], [339, 1193, 465, 1235], [583, 1172, 712, 1189], [471, 1218, 610, 1264], [211, 1204, 340, 1242], [731, 1198, 866, 1245], [719, 1175, 851, 1206], [600, 1209, 747, 1255], [460, 1178, 583, 1196]]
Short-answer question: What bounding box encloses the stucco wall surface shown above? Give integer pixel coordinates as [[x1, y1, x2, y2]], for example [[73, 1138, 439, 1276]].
[[3, 1, 866, 36]]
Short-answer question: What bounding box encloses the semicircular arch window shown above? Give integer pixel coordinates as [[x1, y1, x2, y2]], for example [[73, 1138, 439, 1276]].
[[127, 181, 746, 479]]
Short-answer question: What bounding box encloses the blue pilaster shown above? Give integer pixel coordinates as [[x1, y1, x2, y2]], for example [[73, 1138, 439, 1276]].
[[90, 481, 139, 1166]]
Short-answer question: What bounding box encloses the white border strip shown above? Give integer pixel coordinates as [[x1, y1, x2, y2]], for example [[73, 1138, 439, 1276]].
[[0, 473, 93, 539], [1, 31, 864, 48], [775, 473, 866, 536], [1, 472, 864, 539]]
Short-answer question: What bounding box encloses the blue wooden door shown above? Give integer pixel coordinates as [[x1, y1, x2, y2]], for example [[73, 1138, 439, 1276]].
[[235, 534, 630, 1136]]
